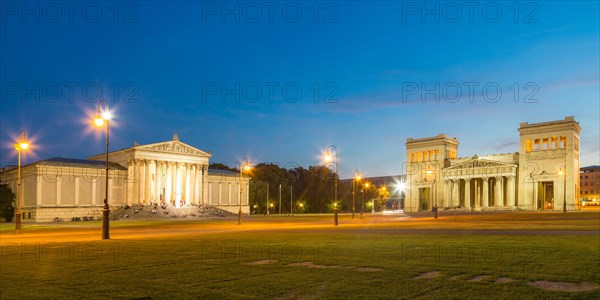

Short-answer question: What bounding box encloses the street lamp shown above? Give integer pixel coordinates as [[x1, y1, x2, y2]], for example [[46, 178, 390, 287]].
[[361, 182, 370, 217], [238, 159, 251, 225], [14, 130, 29, 232], [93, 100, 111, 240], [352, 170, 361, 219], [324, 145, 339, 226]]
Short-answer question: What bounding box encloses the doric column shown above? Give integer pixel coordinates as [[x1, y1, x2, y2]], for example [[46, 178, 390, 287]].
[[202, 164, 209, 204], [443, 180, 450, 208], [464, 179, 471, 209], [507, 176, 516, 207], [185, 163, 191, 205], [194, 164, 201, 204], [188, 164, 196, 203], [135, 160, 146, 204], [473, 179, 480, 209], [494, 177, 502, 207], [154, 161, 161, 203], [452, 180, 459, 207], [165, 162, 172, 204], [127, 160, 134, 205], [482, 178, 489, 208], [173, 162, 179, 206], [144, 160, 152, 203]]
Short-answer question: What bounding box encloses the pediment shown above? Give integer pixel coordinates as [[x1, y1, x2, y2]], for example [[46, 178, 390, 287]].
[[135, 141, 212, 157], [445, 159, 515, 170]]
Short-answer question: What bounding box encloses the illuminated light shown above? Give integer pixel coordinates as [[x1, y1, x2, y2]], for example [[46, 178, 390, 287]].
[[397, 182, 407, 191], [558, 171, 564, 175], [94, 117, 105, 127], [325, 148, 331, 162], [15, 131, 30, 150], [365, 183, 370, 188], [426, 170, 433, 174], [102, 111, 111, 120], [333, 202, 337, 207]]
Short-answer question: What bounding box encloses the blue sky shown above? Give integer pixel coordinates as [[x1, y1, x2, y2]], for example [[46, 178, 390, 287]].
[[1, 1, 598, 178]]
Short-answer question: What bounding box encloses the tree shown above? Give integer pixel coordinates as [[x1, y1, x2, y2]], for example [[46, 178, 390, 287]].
[[0, 184, 16, 221], [209, 163, 237, 172]]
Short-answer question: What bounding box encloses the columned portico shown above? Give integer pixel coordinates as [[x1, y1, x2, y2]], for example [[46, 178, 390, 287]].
[[441, 158, 518, 211]]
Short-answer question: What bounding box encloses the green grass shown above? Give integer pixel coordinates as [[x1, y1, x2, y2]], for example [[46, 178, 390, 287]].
[[1, 213, 599, 299]]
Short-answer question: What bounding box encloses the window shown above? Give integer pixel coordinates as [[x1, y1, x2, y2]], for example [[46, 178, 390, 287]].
[[559, 136, 567, 148], [575, 137, 579, 151], [542, 138, 549, 150], [526, 139, 532, 152], [551, 137, 557, 149], [534, 139, 541, 151], [435, 150, 439, 160], [417, 152, 422, 162]]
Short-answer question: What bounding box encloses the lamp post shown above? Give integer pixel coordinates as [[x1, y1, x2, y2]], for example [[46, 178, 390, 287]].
[[14, 130, 29, 233], [361, 182, 370, 217], [352, 170, 361, 219], [93, 100, 111, 240], [238, 159, 251, 225], [324, 145, 338, 226]]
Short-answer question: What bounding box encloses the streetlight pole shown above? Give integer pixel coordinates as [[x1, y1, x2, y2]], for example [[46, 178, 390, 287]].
[[290, 185, 293, 216], [325, 145, 338, 226], [352, 170, 361, 219], [14, 130, 29, 233], [94, 100, 111, 240], [362, 182, 369, 217], [238, 159, 251, 225], [279, 184, 282, 214]]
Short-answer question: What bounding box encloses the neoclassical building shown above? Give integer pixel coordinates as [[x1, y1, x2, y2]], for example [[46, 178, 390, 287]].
[[0, 134, 250, 222], [405, 117, 581, 212]]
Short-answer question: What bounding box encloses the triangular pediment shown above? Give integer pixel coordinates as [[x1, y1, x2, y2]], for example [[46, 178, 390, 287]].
[[445, 158, 515, 170], [135, 141, 212, 157]]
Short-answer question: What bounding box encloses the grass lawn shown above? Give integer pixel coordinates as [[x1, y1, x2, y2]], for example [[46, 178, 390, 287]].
[[1, 212, 599, 299]]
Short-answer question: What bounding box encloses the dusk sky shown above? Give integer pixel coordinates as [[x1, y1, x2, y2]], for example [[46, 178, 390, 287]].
[[1, 1, 598, 178]]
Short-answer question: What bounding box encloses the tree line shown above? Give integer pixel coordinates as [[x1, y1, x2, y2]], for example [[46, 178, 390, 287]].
[[209, 163, 395, 214]]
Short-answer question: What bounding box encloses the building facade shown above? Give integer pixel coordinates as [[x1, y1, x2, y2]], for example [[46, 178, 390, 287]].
[[580, 165, 600, 205], [405, 117, 581, 212], [0, 134, 250, 222]]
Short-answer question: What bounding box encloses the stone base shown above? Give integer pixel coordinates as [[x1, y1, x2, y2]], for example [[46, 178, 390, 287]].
[[21, 206, 105, 222], [213, 205, 250, 215]]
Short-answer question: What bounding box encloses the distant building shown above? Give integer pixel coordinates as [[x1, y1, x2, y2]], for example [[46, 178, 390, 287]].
[[0, 135, 250, 222], [580, 166, 600, 205], [404, 117, 581, 212]]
